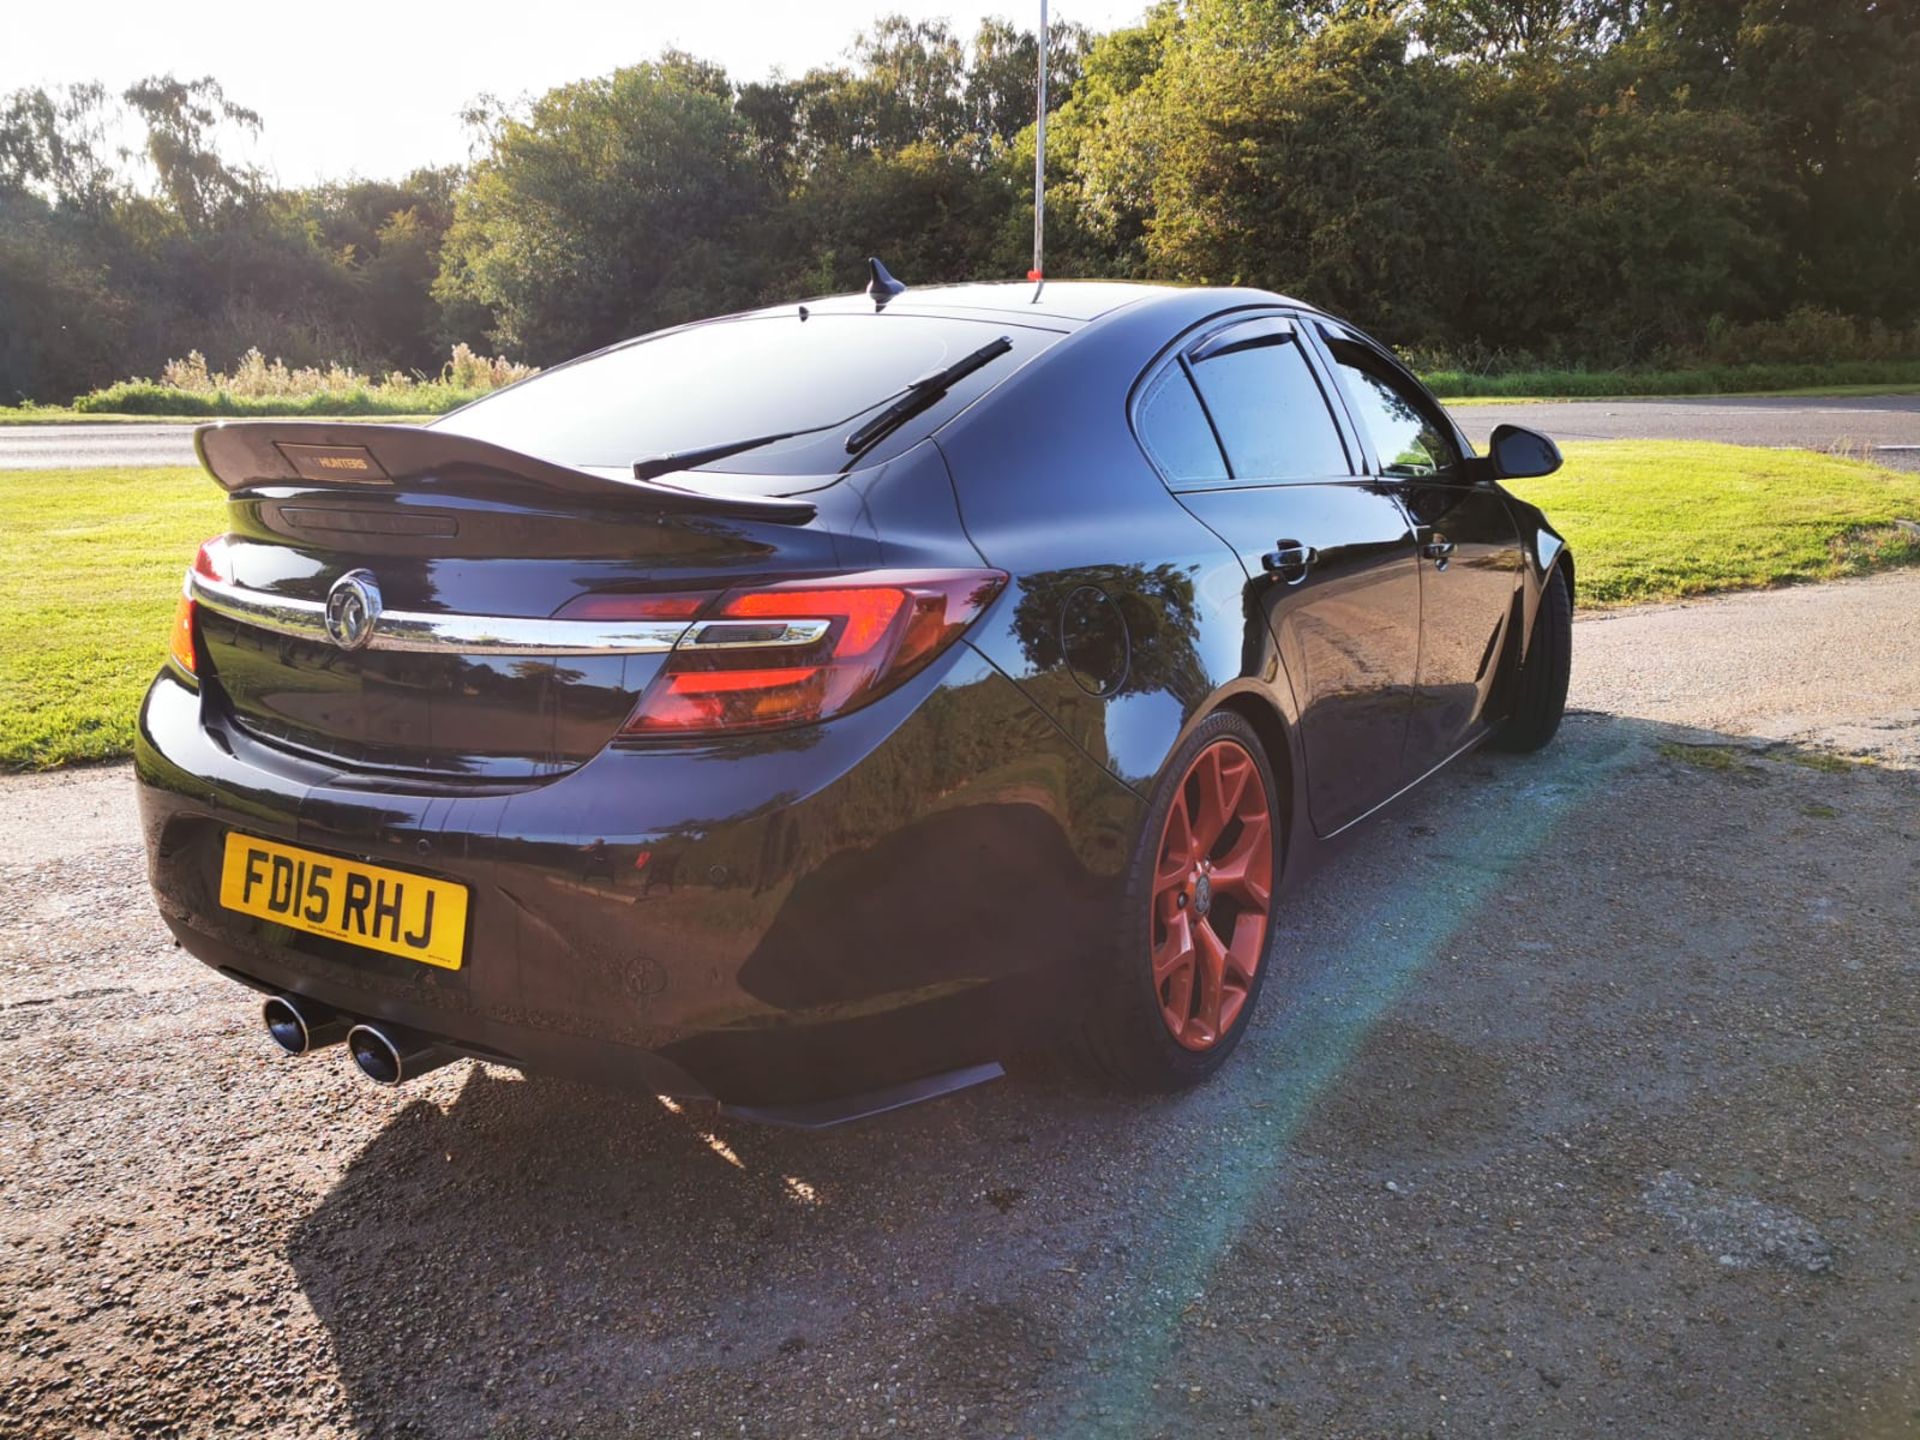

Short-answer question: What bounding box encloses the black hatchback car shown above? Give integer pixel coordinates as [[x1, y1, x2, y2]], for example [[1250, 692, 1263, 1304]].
[[136, 277, 1571, 1125]]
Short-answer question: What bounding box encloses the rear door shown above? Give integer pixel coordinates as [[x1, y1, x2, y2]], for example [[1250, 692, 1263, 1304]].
[[1311, 322, 1523, 773], [1138, 314, 1423, 836]]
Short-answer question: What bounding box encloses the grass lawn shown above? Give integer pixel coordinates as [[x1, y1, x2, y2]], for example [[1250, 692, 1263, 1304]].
[[2, 441, 1918, 770], [1507, 441, 1920, 605], [0, 468, 222, 769]]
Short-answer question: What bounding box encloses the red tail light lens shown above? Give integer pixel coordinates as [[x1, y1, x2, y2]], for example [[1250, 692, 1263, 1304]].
[[621, 569, 1007, 736], [551, 591, 711, 622], [168, 535, 231, 678]]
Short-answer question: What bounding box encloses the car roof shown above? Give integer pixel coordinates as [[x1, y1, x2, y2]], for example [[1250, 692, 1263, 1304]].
[[451, 279, 1340, 494], [761, 279, 1320, 328]]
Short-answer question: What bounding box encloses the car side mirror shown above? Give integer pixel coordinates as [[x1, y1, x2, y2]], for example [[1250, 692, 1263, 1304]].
[[1488, 423, 1562, 479]]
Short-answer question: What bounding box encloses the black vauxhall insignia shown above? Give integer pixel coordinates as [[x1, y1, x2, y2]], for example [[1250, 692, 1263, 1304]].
[[136, 271, 1573, 1125]]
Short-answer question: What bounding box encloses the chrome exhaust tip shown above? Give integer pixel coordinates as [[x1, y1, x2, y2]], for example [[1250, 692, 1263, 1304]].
[[263, 994, 350, 1055], [346, 1022, 455, 1087]]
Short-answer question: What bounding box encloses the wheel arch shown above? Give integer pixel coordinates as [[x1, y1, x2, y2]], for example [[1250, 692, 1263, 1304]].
[[1212, 689, 1297, 870], [1551, 547, 1576, 604]]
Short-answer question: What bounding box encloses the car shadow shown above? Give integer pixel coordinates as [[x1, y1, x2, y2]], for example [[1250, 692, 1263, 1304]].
[[282, 712, 1918, 1437], [284, 1053, 1136, 1432]]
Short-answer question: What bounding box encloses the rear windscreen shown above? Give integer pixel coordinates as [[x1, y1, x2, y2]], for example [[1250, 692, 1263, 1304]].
[[434, 312, 1059, 479]]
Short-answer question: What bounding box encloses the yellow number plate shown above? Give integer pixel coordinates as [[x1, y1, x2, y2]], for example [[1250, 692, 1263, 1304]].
[[219, 833, 469, 971]]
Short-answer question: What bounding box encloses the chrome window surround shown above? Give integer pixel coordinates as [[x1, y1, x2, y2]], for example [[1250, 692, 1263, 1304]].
[[190, 573, 836, 657]]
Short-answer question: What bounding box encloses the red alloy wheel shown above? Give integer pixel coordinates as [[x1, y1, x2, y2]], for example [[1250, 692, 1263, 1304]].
[[1150, 737, 1274, 1051]]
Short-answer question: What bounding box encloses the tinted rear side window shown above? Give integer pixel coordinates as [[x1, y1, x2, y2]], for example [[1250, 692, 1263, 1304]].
[[1136, 366, 1227, 483], [1188, 327, 1349, 481], [435, 313, 1057, 479]]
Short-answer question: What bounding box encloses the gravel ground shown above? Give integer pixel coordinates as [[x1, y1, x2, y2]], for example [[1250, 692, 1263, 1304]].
[[1572, 571, 1920, 765], [3, 575, 1918, 1438]]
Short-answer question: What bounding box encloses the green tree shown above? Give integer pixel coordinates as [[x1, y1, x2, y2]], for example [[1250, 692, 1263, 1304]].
[[435, 57, 771, 359], [964, 17, 1092, 160], [0, 83, 118, 211], [122, 76, 263, 231], [849, 16, 970, 151], [775, 142, 1019, 296], [1414, 0, 1641, 56], [1036, 6, 1187, 277], [6, 4, 1920, 400], [1069, 4, 1481, 340], [1655, 0, 1920, 322], [300, 168, 462, 370]]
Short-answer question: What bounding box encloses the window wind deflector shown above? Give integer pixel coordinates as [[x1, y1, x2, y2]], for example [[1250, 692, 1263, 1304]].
[[844, 335, 1014, 457], [1190, 316, 1296, 364]]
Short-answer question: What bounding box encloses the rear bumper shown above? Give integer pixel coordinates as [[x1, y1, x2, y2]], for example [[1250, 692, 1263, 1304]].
[[136, 646, 1141, 1107]]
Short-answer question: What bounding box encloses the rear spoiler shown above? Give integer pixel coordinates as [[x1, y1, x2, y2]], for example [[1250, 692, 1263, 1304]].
[[193, 421, 818, 525]]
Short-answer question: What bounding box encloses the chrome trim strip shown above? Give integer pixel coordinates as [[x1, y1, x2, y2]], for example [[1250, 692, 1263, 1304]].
[[192, 573, 329, 641], [366, 610, 693, 656], [192, 574, 848, 658], [191, 574, 691, 657], [677, 619, 833, 651]]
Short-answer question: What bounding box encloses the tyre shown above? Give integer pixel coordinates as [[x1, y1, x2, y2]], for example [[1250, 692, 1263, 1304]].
[[1491, 566, 1572, 752], [1081, 710, 1282, 1091]]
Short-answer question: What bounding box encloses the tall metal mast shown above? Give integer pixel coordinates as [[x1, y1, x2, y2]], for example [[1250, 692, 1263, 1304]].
[[1030, 0, 1048, 282]]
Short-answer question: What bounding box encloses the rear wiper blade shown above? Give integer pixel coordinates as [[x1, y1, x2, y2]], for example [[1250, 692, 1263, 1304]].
[[630, 334, 1014, 480], [633, 428, 811, 481], [844, 336, 1013, 457]]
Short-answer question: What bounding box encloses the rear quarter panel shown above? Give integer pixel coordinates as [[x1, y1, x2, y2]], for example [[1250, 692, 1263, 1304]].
[[941, 291, 1310, 842]]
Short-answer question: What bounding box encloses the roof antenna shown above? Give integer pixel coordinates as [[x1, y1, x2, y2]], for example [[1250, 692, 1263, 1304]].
[[866, 257, 907, 309], [1029, 0, 1048, 297]]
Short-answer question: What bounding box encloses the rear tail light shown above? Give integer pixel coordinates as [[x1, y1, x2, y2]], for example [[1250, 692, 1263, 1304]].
[[167, 535, 231, 678], [618, 569, 1007, 736], [167, 586, 198, 676], [550, 591, 710, 622]]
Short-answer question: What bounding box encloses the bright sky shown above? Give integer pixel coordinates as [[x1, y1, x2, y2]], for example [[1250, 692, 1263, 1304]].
[[4, 0, 1149, 187]]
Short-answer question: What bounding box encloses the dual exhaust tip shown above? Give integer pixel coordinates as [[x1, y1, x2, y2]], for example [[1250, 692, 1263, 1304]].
[[262, 994, 454, 1086]]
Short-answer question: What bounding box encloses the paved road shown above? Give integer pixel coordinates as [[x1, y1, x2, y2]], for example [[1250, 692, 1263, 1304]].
[[4, 393, 1919, 470], [4, 572, 1918, 1437], [1452, 393, 1920, 470], [0, 423, 205, 470]]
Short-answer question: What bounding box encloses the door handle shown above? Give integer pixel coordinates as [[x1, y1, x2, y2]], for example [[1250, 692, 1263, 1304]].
[[1262, 540, 1317, 584], [1421, 532, 1456, 568]]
